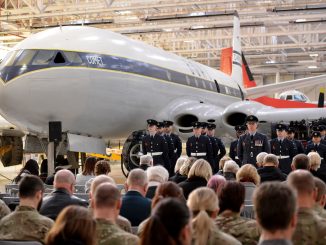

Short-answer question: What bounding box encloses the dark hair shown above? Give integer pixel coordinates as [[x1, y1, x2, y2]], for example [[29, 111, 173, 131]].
[[292, 154, 310, 170], [152, 182, 185, 208], [94, 183, 120, 209], [254, 182, 296, 232], [140, 198, 190, 245], [40, 159, 48, 174], [46, 206, 96, 245], [19, 175, 44, 198], [95, 160, 111, 176], [82, 157, 97, 175], [14, 159, 39, 183], [219, 181, 245, 213]]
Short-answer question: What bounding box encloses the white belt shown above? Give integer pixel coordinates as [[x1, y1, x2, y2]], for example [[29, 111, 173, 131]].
[[191, 153, 207, 157], [147, 152, 163, 156], [235, 156, 239, 160], [278, 156, 290, 159]]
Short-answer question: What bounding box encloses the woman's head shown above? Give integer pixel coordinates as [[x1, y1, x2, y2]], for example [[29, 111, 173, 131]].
[[188, 159, 212, 181], [147, 166, 169, 184], [152, 181, 185, 208], [218, 181, 245, 214], [175, 157, 188, 173], [179, 157, 197, 176], [141, 198, 191, 245], [219, 156, 231, 171], [24, 159, 39, 176], [82, 157, 97, 175], [94, 160, 111, 176], [207, 175, 226, 195], [308, 152, 321, 171], [46, 206, 96, 245], [236, 164, 260, 185]]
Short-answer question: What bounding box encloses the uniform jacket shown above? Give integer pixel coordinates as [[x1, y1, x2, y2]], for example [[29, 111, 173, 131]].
[[208, 136, 226, 173], [178, 176, 207, 199], [270, 138, 296, 174], [40, 188, 88, 220], [229, 139, 241, 166], [0, 199, 10, 220], [258, 166, 287, 183], [237, 132, 271, 167], [192, 226, 241, 245], [170, 133, 182, 157], [186, 135, 214, 169], [119, 190, 151, 226], [142, 134, 170, 170]]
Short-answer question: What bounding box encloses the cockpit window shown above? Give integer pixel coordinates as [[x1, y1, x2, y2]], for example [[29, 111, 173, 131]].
[[32, 50, 55, 65], [15, 50, 37, 66], [286, 95, 293, 100], [53, 52, 66, 64], [0, 50, 19, 68], [64, 52, 83, 64]]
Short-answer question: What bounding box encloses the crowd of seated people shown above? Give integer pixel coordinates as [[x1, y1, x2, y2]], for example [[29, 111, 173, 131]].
[[2, 152, 326, 245]]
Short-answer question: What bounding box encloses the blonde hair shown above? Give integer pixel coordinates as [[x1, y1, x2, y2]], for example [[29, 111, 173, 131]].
[[223, 160, 239, 174], [187, 187, 218, 245], [219, 156, 231, 170], [179, 157, 197, 176], [188, 159, 212, 181], [256, 152, 268, 167], [308, 152, 321, 171], [175, 156, 188, 173], [236, 164, 260, 185]]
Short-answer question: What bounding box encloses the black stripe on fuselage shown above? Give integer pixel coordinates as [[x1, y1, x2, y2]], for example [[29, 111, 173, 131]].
[[0, 49, 242, 99]]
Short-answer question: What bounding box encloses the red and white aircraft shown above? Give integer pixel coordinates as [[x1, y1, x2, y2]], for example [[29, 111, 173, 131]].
[[0, 12, 325, 169]]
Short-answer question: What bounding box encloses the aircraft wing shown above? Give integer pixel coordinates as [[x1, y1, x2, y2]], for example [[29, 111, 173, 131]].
[[245, 74, 326, 99]]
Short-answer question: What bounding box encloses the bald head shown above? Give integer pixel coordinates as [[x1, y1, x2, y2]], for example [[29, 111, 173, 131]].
[[94, 183, 121, 209], [54, 169, 75, 194], [90, 175, 116, 195], [127, 169, 148, 187], [287, 170, 315, 195]]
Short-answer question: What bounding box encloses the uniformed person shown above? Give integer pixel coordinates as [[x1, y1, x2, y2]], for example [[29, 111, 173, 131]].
[[200, 122, 209, 136], [237, 115, 270, 167], [207, 123, 226, 173], [0, 199, 10, 220], [320, 125, 326, 141], [287, 127, 305, 154], [270, 123, 296, 175], [141, 119, 170, 171], [158, 121, 175, 175], [186, 122, 214, 171], [229, 125, 247, 166], [163, 120, 182, 172], [305, 131, 326, 177]]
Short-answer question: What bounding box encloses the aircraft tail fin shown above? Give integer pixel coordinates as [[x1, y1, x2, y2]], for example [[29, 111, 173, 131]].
[[231, 11, 243, 85], [241, 53, 257, 88], [318, 88, 325, 108]]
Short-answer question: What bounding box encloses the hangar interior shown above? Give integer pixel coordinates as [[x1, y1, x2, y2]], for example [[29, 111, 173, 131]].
[[0, 0, 325, 99]]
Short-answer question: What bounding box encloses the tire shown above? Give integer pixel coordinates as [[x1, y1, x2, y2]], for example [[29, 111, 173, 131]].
[[0, 136, 23, 167]]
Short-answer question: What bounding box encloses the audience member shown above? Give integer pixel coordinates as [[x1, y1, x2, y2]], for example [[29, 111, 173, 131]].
[[291, 154, 310, 170], [138, 181, 186, 235], [256, 152, 268, 168], [179, 159, 212, 199], [40, 169, 88, 220], [13, 159, 39, 183], [313, 177, 326, 219], [92, 183, 139, 245], [40, 159, 48, 182], [216, 181, 260, 245], [85, 160, 111, 193], [187, 187, 241, 245], [253, 182, 297, 245], [140, 198, 192, 245], [258, 154, 287, 183], [287, 170, 326, 244], [207, 175, 226, 195], [139, 155, 153, 171], [45, 205, 96, 245], [217, 156, 232, 175], [223, 160, 239, 180], [45, 166, 64, 185], [120, 169, 151, 226], [89, 174, 132, 232], [76, 157, 97, 185], [0, 175, 53, 243], [145, 165, 169, 199], [175, 157, 197, 184], [308, 152, 326, 183], [236, 164, 260, 205], [0, 199, 10, 220], [169, 156, 188, 183]]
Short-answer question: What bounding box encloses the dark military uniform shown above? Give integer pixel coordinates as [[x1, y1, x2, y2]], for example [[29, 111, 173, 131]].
[[170, 133, 182, 158], [142, 134, 170, 170], [230, 125, 247, 166], [186, 135, 214, 169], [237, 133, 270, 167], [270, 138, 296, 174], [162, 133, 175, 173]]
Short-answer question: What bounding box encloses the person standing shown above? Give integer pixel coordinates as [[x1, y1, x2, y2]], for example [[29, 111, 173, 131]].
[[237, 115, 270, 167], [142, 119, 170, 171], [207, 123, 226, 173], [164, 120, 182, 172], [287, 127, 304, 154], [229, 125, 247, 166]]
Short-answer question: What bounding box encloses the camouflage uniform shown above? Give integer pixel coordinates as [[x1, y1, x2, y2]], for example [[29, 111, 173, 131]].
[[0, 199, 10, 220], [0, 206, 53, 243], [193, 227, 242, 245], [116, 215, 132, 233], [292, 207, 326, 245], [313, 204, 326, 219], [215, 211, 260, 245], [96, 218, 139, 245]]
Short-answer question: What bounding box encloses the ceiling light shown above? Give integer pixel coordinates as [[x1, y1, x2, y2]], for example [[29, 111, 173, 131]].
[[308, 65, 318, 69], [266, 60, 276, 64], [295, 19, 306, 23], [309, 53, 319, 57], [184, 40, 195, 43]]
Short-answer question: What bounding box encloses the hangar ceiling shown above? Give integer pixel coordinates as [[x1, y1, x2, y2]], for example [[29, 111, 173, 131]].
[[0, 0, 325, 80]]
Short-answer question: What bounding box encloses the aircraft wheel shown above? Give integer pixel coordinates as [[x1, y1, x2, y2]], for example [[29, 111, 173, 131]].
[[0, 136, 23, 167]]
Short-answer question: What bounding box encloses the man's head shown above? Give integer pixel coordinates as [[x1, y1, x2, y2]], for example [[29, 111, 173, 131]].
[[156, 122, 164, 134], [312, 131, 321, 144], [219, 181, 245, 214], [291, 154, 310, 170], [90, 174, 116, 197], [125, 169, 148, 196], [147, 119, 158, 134], [19, 175, 44, 210], [235, 125, 246, 138], [147, 166, 169, 184], [245, 115, 258, 133], [276, 124, 287, 139], [163, 120, 173, 134], [254, 182, 297, 237], [287, 170, 316, 208], [287, 128, 296, 140], [92, 183, 121, 219], [54, 169, 76, 194], [207, 124, 216, 137], [256, 152, 268, 167], [192, 122, 202, 136], [314, 177, 326, 208], [263, 154, 279, 167], [140, 155, 153, 168]]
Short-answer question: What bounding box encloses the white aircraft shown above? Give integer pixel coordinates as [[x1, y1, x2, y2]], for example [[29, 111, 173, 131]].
[[0, 12, 325, 170]]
